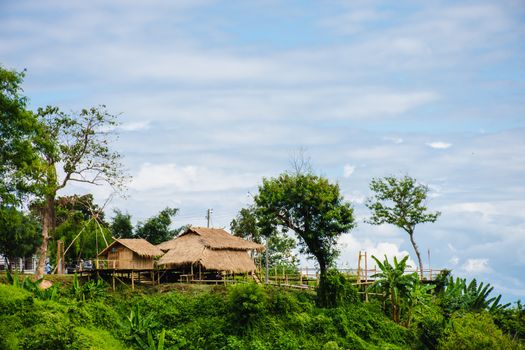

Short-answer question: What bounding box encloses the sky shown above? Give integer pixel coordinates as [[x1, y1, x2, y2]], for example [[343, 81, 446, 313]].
[[1, 0, 524, 301]]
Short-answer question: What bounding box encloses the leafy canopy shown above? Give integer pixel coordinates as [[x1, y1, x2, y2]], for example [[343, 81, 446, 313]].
[[135, 207, 179, 245], [230, 206, 297, 268], [255, 173, 355, 272], [366, 175, 440, 232]]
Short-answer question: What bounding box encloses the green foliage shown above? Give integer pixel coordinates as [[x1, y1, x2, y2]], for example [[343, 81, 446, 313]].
[[71, 273, 108, 301], [135, 207, 179, 245], [317, 269, 359, 308], [111, 209, 134, 238], [231, 206, 298, 268], [0, 206, 41, 270], [366, 175, 440, 276], [0, 66, 41, 205], [71, 327, 129, 350], [6, 269, 60, 301], [122, 304, 157, 339], [0, 283, 34, 315], [254, 172, 356, 306], [438, 312, 519, 350], [228, 283, 267, 331], [438, 276, 509, 316], [1, 275, 522, 349], [368, 255, 417, 323], [494, 301, 525, 342]]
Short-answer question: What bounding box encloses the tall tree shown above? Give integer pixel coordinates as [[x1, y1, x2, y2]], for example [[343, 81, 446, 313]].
[[366, 175, 440, 279], [254, 172, 355, 306], [28, 106, 125, 278], [2, 67, 126, 278], [230, 206, 297, 268], [0, 66, 40, 205], [0, 206, 40, 271], [110, 209, 134, 238], [135, 207, 179, 245]]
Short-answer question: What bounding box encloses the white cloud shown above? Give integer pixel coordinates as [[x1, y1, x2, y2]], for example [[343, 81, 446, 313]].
[[343, 164, 355, 178], [463, 258, 492, 274], [449, 256, 459, 265], [119, 121, 150, 131], [130, 163, 258, 192], [384, 137, 404, 144], [426, 142, 452, 149]]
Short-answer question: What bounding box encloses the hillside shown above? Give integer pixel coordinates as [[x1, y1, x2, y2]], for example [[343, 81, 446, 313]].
[[0, 275, 523, 350]]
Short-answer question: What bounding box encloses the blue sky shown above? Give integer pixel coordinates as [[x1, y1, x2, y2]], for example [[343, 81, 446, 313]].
[[1, 0, 524, 301]]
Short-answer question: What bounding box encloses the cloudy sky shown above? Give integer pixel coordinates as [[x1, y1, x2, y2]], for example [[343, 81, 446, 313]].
[[1, 0, 524, 301]]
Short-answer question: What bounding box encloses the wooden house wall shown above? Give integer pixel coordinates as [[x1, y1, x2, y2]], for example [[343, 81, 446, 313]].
[[102, 243, 155, 270]]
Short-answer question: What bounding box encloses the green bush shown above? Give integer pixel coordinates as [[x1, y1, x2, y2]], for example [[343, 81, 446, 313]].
[[228, 283, 267, 331], [71, 327, 128, 350], [439, 312, 519, 350], [0, 283, 34, 315], [316, 269, 359, 308]]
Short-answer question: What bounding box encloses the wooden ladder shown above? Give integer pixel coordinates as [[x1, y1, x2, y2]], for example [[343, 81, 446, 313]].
[[252, 272, 262, 284]]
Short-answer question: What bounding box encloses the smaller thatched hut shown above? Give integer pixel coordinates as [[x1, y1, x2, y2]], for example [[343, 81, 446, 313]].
[[157, 227, 264, 274], [97, 238, 163, 270]]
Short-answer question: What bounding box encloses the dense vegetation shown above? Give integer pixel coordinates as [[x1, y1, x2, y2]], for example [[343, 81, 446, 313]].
[[1, 271, 523, 350]]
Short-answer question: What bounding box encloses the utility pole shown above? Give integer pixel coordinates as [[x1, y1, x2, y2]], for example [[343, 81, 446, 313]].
[[206, 208, 213, 228]]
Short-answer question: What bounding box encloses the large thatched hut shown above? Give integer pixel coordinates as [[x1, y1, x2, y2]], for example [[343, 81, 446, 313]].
[[157, 227, 264, 274], [97, 238, 163, 270]]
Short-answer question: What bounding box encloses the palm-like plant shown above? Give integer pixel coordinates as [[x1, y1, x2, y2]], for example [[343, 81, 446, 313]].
[[439, 277, 509, 316], [368, 255, 417, 323]]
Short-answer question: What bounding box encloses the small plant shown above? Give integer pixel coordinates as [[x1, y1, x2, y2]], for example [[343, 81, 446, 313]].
[[136, 329, 166, 350], [71, 273, 107, 301], [6, 269, 60, 301]]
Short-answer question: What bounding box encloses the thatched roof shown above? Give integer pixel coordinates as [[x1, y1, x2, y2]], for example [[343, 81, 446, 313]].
[[157, 227, 264, 273], [98, 238, 163, 258], [157, 227, 264, 252]]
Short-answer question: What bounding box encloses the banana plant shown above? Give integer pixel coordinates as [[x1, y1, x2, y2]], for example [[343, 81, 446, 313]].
[[368, 255, 417, 323], [439, 276, 510, 316]]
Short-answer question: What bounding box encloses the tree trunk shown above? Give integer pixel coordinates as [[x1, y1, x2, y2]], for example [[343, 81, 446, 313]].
[[35, 195, 55, 279], [408, 232, 424, 280], [316, 257, 329, 307]]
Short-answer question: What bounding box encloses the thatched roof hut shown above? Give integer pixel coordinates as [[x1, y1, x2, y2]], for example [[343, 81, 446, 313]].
[[97, 238, 163, 270], [157, 227, 264, 274]]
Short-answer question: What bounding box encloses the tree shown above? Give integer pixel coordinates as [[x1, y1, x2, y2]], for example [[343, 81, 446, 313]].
[[0, 206, 41, 271], [135, 207, 179, 245], [366, 176, 440, 279], [368, 255, 417, 323], [230, 206, 297, 268], [0, 66, 40, 205], [254, 172, 355, 306], [27, 106, 125, 278], [110, 209, 134, 238]]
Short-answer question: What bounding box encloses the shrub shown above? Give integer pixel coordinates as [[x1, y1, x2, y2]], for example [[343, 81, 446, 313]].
[[228, 283, 267, 331], [316, 269, 359, 308], [0, 284, 33, 315], [439, 312, 518, 350]]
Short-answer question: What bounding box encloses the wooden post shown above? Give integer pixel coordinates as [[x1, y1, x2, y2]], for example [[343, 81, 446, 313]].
[[364, 252, 368, 302], [199, 264, 202, 281], [131, 271, 134, 291], [112, 274, 115, 291], [151, 271, 154, 285]]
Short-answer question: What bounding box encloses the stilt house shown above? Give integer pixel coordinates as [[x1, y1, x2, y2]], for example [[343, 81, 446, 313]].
[[157, 227, 264, 274], [97, 238, 163, 270]]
